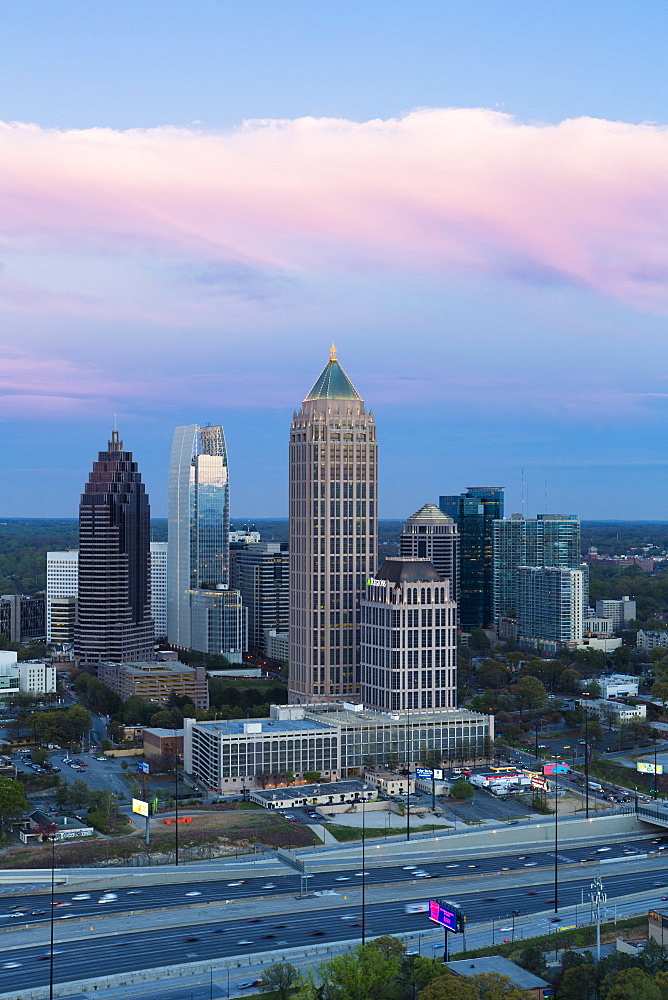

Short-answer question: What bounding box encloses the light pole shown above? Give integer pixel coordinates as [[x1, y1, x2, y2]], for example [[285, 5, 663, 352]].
[[174, 729, 179, 866], [554, 767, 559, 914], [583, 701, 590, 819], [361, 795, 366, 946], [48, 824, 59, 1000], [511, 910, 520, 943], [590, 874, 606, 963]]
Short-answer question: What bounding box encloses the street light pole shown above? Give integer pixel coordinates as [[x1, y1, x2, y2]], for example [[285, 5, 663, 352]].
[[584, 706, 590, 819], [554, 767, 559, 914], [174, 728, 179, 866], [361, 796, 366, 946], [49, 827, 58, 1000]]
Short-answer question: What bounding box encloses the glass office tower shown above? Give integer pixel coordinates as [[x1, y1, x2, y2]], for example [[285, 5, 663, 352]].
[[75, 430, 154, 664], [167, 424, 230, 649], [439, 487, 503, 629]]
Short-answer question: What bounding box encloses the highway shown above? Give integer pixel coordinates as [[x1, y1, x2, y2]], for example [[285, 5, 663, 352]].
[[0, 834, 665, 927], [2, 864, 668, 993]]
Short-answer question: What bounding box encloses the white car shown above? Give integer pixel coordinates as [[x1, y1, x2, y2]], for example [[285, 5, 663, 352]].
[[72, 894, 91, 901]]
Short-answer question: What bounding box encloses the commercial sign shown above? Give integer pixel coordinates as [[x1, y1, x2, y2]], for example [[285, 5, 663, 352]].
[[132, 798, 149, 817], [429, 899, 465, 932], [415, 768, 444, 780], [366, 578, 387, 588], [638, 762, 664, 775], [543, 763, 569, 775], [137, 761, 150, 774], [531, 775, 549, 791]]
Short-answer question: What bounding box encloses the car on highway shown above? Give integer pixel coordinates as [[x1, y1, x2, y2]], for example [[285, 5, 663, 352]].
[[238, 979, 263, 989], [237, 939, 253, 946]]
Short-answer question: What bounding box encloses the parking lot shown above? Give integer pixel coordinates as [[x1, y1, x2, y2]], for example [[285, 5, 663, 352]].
[[13, 748, 135, 799]]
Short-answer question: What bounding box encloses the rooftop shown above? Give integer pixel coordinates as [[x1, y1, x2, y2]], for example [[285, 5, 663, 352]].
[[445, 956, 549, 990], [196, 717, 331, 736], [407, 504, 452, 523], [376, 557, 441, 584], [304, 345, 361, 401], [252, 779, 373, 803]]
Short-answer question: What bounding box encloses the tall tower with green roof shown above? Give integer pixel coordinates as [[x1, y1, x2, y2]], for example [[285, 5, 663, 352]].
[[289, 346, 377, 704]]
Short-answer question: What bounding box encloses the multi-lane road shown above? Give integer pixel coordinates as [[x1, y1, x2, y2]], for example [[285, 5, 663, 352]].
[[0, 832, 667, 993]]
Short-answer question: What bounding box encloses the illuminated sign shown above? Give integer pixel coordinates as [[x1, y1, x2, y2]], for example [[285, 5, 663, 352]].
[[132, 798, 149, 817], [137, 761, 150, 774], [366, 578, 386, 588], [543, 763, 569, 775], [531, 775, 549, 791], [416, 768, 444, 780], [429, 899, 464, 932], [638, 762, 664, 774]]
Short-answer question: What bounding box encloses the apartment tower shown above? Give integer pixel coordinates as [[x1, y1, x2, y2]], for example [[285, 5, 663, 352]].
[[289, 346, 377, 703], [74, 429, 154, 664]]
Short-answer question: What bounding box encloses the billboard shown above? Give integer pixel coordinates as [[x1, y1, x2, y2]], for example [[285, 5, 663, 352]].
[[137, 761, 150, 774], [531, 775, 549, 791], [132, 798, 149, 817], [429, 899, 464, 932], [543, 763, 569, 775], [415, 768, 444, 780], [638, 762, 664, 775]]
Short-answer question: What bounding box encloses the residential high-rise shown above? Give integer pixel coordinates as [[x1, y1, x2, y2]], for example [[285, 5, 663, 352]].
[[400, 504, 460, 613], [289, 346, 377, 703], [230, 542, 288, 655], [74, 430, 154, 664], [439, 487, 504, 629], [492, 514, 582, 631], [0, 595, 45, 643], [361, 558, 457, 712], [168, 423, 244, 660], [516, 566, 584, 649]]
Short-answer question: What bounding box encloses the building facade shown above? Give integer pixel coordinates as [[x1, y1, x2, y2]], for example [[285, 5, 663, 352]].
[[360, 557, 457, 712], [0, 658, 56, 696], [150, 542, 168, 638], [189, 587, 247, 663], [289, 347, 377, 703], [492, 513, 583, 632], [638, 630, 668, 650], [74, 430, 154, 664], [439, 487, 503, 629], [230, 542, 288, 654], [595, 596, 636, 631], [98, 660, 209, 708], [0, 595, 45, 642], [46, 551, 79, 642], [516, 566, 584, 648], [400, 504, 459, 613], [183, 702, 493, 792]]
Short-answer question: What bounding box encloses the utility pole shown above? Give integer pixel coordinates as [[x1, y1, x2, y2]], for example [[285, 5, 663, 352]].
[[590, 875, 606, 964]]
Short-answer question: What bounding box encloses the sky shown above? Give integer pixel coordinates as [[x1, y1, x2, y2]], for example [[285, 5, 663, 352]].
[[2, 1, 668, 519]]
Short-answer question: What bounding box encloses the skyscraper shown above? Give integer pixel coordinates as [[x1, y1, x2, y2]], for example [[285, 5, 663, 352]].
[[516, 566, 584, 649], [168, 423, 245, 659], [492, 513, 582, 631], [439, 487, 504, 629], [289, 346, 377, 704], [361, 558, 457, 712], [400, 504, 460, 613], [74, 430, 154, 664], [230, 542, 289, 655]]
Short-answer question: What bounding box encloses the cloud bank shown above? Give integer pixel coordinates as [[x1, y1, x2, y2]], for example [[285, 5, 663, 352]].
[[1, 108, 668, 317]]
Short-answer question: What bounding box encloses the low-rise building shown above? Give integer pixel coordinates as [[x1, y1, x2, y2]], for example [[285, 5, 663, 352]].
[[444, 957, 552, 999], [595, 595, 636, 631], [579, 698, 646, 723], [0, 656, 56, 697], [142, 727, 184, 757], [250, 779, 376, 810], [184, 702, 493, 793], [579, 674, 639, 699], [638, 630, 668, 651], [468, 767, 531, 795], [23, 811, 94, 842], [98, 660, 209, 708], [363, 770, 414, 796]]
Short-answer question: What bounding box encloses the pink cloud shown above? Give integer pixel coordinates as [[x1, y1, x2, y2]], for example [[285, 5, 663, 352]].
[[1, 109, 668, 314]]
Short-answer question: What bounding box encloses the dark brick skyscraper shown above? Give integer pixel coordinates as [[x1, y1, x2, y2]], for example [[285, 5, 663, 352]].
[[74, 430, 155, 664]]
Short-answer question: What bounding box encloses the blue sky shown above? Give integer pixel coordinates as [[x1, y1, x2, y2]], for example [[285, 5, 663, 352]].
[[2, 1, 668, 519]]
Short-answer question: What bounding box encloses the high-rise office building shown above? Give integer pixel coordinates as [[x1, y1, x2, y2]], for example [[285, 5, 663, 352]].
[[0, 595, 46, 643], [516, 566, 584, 648], [400, 504, 459, 613], [46, 550, 79, 642], [361, 558, 457, 712], [230, 542, 288, 654], [150, 542, 168, 638], [492, 514, 582, 631], [168, 423, 244, 660], [439, 487, 503, 629], [289, 346, 377, 704], [74, 430, 154, 664]]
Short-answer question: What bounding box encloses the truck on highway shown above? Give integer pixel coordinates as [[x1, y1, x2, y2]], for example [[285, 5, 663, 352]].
[[588, 781, 603, 792]]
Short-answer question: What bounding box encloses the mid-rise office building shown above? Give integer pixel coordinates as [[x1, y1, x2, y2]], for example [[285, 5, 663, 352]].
[[0, 653, 55, 696], [75, 430, 154, 664], [595, 596, 636, 631], [230, 542, 288, 655], [190, 586, 247, 663], [289, 347, 377, 703], [400, 504, 459, 612], [492, 513, 583, 632], [439, 487, 503, 629], [184, 701, 492, 792], [0, 594, 45, 642], [516, 566, 584, 649], [361, 557, 457, 712]]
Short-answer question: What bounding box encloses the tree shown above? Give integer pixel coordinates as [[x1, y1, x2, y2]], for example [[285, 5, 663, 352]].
[[583, 718, 604, 743], [468, 629, 491, 651], [55, 783, 69, 809], [66, 704, 92, 741], [652, 680, 668, 712], [262, 961, 302, 1000], [516, 675, 548, 712], [420, 972, 525, 1000], [316, 941, 402, 1000], [601, 967, 661, 1000], [69, 779, 90, 808], [555, 963, 597, 1000], [584, 679, 601, 698], [0, 776, 28, 833], [304, 771, 321, 784], [150, 710, 173, 729], [450, 779, 474, 800], [560, 668, 583, 694]]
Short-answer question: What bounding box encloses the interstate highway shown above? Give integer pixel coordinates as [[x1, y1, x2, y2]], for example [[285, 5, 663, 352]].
[[0, 835, 664, 927], [2, 866, 668, 993]]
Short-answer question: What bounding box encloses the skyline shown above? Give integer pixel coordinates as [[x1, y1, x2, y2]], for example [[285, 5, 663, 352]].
[[3, 2, 668, 519]]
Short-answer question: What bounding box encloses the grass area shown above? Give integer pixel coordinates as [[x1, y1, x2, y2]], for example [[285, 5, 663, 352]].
[[326, 823, 451, 842], [585, 759, 658, 795], [461, 913, 647, 959]]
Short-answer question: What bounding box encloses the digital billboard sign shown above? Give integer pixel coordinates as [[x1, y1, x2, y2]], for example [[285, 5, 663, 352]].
[[543, 763, 569, 775], [429, 899, 460, 932]]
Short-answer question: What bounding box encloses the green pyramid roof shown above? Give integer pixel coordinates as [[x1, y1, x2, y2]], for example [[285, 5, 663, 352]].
[[305, 346, 361, 401]]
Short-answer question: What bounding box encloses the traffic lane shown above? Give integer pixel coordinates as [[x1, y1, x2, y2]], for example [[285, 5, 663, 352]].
[[3, 869, 668, 991], [2, 836, 665, 926]]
